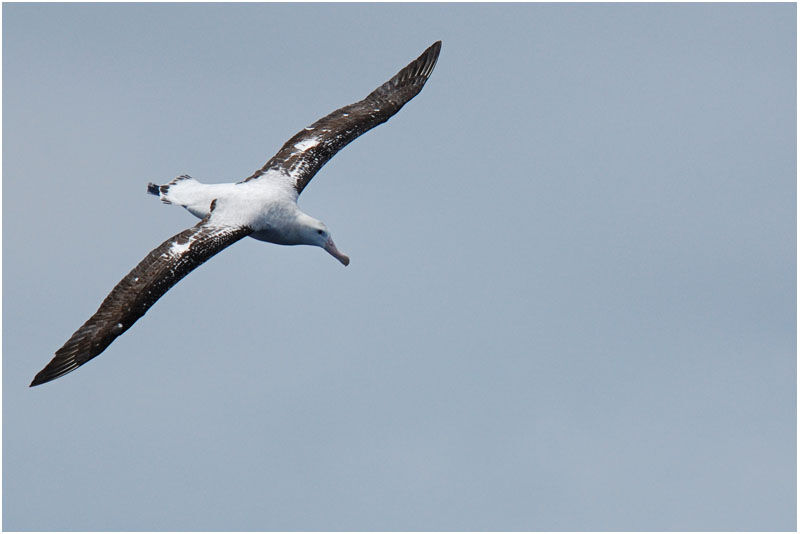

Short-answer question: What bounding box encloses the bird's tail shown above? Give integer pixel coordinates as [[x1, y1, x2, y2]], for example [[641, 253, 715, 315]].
[[147, 174, 198, 205]]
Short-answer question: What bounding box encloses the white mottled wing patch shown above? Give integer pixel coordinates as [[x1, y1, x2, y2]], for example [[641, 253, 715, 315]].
[[293, 137, 320, 151]]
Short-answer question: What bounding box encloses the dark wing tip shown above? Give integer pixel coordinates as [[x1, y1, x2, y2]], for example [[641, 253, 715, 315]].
[[30, 320, 102, 386], [382, 40, 442, 92], [361, 40, 441, 114], [30, 372, 55, 387], [429, 40, 443, 60], [30, 356, 79, 387], [30, 337, 89, 386]]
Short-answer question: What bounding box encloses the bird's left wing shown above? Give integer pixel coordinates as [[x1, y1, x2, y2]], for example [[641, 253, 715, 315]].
[[30, 211, 251, 386], [242, 41, 441, 195]]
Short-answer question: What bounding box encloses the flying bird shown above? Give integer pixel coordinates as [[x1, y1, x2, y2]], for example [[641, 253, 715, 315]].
[[30, 41, 441, 387]]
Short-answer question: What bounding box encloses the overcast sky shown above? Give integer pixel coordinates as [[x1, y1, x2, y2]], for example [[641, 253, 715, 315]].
[[3, 3, 795, 531]]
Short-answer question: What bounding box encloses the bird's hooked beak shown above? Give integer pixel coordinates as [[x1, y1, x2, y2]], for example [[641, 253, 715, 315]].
[[324, 237, 350, 266]]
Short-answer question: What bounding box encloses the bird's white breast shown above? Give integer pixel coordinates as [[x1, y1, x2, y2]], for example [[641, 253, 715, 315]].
[[211, 174, 300, 233]]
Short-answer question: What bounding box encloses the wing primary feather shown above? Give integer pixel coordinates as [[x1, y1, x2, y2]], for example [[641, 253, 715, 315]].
[[30, 217, 251, 386], [242, 41, 441, 193]]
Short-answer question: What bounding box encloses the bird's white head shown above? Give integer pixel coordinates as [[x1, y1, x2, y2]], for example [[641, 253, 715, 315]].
[[300, 217, 350, 266]]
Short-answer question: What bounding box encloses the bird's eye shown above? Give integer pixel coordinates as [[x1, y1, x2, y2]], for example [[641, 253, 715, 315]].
[[317, 229, 324, 235]]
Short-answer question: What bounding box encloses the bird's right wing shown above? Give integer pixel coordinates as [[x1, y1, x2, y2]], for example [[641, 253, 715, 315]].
[[242, 41, 441, 195], [30, 208, 252, 386]]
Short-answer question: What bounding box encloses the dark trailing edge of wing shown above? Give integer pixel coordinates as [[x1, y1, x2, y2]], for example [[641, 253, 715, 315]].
[[242, 40, 442, 194], [30, 216, 251, 386]]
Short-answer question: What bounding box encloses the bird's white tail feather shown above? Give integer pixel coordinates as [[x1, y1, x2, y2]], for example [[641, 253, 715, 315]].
[[147, 175, 220, 219]]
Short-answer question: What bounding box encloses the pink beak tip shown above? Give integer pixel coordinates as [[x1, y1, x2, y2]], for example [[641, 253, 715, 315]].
[[324, 239, 350, 266]]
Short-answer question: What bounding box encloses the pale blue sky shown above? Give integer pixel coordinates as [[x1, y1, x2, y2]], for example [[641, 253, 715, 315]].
[[3, 3, 796, 531]]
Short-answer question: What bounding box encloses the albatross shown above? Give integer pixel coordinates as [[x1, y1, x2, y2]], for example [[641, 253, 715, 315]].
[[30, 41, 441, 387]]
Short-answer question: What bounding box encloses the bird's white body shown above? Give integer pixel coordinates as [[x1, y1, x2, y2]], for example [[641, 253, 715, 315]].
[[157, 173, 310, 245]]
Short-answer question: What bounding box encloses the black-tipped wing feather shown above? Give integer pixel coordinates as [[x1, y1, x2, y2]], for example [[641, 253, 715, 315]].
[[243, 41, 441, 194], [31, 218, 251, 386]]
